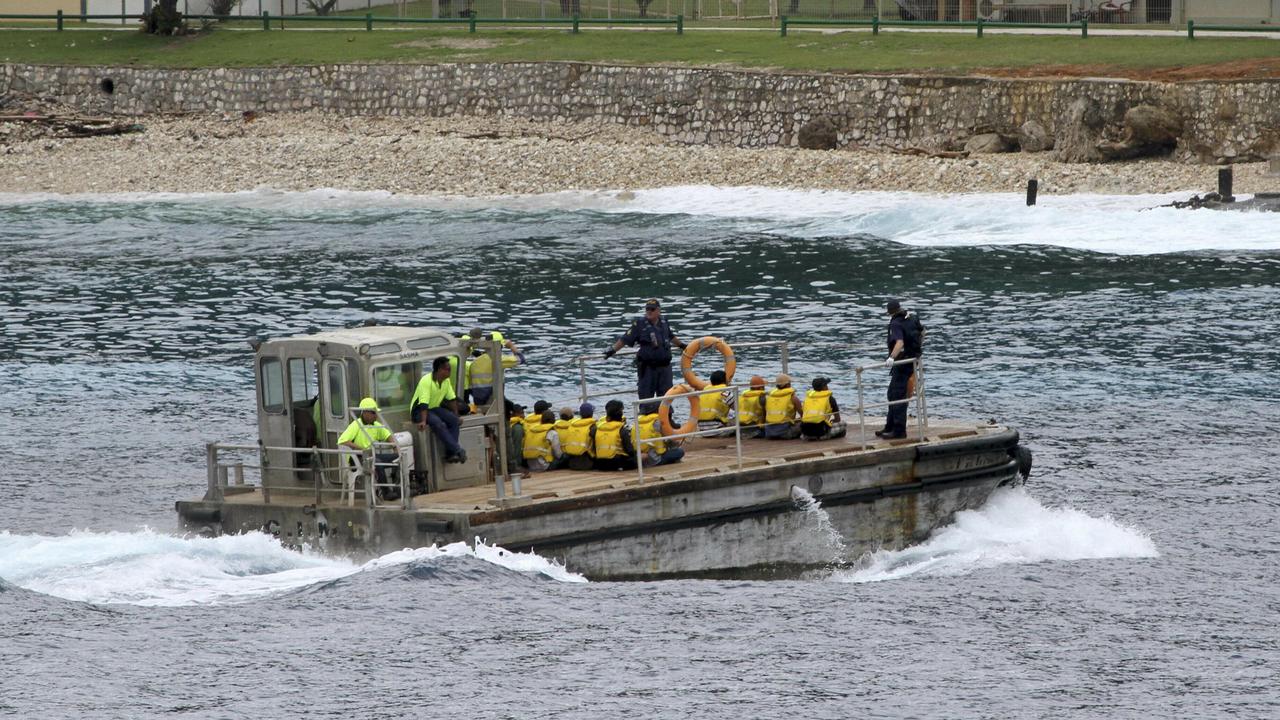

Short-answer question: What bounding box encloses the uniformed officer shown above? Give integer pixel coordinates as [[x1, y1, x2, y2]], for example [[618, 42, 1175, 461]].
[[878, 299, 925, 440], [603, 298, 686, 413]]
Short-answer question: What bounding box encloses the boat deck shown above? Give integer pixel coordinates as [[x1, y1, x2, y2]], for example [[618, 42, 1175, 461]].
[[216, 420, 995, 514]]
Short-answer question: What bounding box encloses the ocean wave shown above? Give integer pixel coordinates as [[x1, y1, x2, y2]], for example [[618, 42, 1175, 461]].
[[0, 530, 584, 607], [832, 487, 1159, 583], [1, 186, 1276, 255]]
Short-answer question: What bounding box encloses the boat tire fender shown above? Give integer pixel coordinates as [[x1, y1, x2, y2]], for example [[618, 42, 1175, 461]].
[[1012, 445, 1033, 483], [680, 336, 736, 391], [659, 384, 701, 437]]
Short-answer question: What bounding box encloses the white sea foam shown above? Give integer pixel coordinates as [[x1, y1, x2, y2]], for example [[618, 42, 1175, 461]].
[[1, 186, 1275, 255], [832, 487, 1159, 584], [0, 529, 584, 606]]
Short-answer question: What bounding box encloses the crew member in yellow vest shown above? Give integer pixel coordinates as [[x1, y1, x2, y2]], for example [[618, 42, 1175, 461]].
[[737, 375, 768, 438], [635, 412, 686, 467], [696, 369, 735, 437], [592, 400, 637, 471], [524, 410, 565, 472], [801, 377, 848, 441], [561, 402, 598, 471], [462, 328, 526, 406], [410, 356, 467, 464], [764, 373, 803, 440], [337, 397, 400, 498]]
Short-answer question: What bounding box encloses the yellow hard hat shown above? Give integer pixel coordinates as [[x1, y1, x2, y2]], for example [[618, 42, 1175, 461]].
[[359, 397, 379, 412]]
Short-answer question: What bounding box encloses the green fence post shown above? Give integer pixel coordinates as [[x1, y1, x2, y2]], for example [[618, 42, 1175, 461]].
[[365, 12, 372, 31], [262, 10, 269, 30], [872, 14, 879, 35], [469, 14, 476, 32], [56, 9, 63, 30], [676, 13, 682, 34], [80, 0, 87, 22], [1080, 16, 1087, 38], [572, 13, 579, 33], [976, 17, 982, 37], [1187, 19, 1194, 39], [780, 15, 787, 37]]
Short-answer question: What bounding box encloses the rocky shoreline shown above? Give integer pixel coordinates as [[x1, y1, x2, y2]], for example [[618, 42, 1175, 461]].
[[3, 112, 1278, 197]]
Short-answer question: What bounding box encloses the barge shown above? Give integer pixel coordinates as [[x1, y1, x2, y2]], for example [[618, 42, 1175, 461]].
[[176, 325, 1031, 580]]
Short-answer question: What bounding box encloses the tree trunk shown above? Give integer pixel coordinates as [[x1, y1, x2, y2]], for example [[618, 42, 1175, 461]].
[[144, 0, 184, 34]]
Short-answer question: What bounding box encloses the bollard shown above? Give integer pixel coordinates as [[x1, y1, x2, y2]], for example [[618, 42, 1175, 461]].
[[1218, 166, 1234, 202], [57, 9, 64, 30], [469, 14, 476, 32], [365, 12, 372, 30], [1187, 19, 1194, 39], [780, 15, 787, 37], [572, 12, 579, 33], [872, 14, 879, 35], [1081, 16, 1087, 38], [262, 10, 269, 30], [976, 17, 983, 38], [1026, 178, 1038, 206], [676, 13, 682, 34]]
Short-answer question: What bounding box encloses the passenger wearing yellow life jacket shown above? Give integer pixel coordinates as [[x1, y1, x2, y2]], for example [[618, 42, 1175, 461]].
[[696, 370, 736, 438], [635, 411, 686, 467], [523, 410, 565, 472], [462, 328, 526, 406], [592, 400, 637, 471], [560, 402, 598, 471], [801, 376, 848, 441], [504, 400, 527, 474], [764, 373, 804, 440], [737, 375, 768, 439]]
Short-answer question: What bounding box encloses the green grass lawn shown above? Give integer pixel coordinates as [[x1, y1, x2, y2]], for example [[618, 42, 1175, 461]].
[[1, 26, 1276, 73]]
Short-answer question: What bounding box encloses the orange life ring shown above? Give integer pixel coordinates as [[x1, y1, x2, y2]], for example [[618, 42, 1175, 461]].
[[658, 384, 701, 437], [680, 336, 736, 391]]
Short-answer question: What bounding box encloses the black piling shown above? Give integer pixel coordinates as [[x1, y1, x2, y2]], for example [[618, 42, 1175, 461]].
[[1218, 166, 1235, 203], [1026, 179, 1039, 207]]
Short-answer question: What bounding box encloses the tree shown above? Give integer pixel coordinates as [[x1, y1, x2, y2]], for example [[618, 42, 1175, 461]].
[[636, 0, 652, 16], [208, 0, 241, 16], [305, 0, 340, 15], [144, 0, 185, 34]]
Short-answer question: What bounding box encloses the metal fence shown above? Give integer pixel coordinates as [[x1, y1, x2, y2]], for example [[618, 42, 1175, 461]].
[[6, 0, 1278, 25], [196, 0, 1276, 23]]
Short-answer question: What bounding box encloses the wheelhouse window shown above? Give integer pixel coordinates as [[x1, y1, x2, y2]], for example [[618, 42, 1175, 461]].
[[289, 358, 318, 410], [373, 362, 416, 412], [327, 363, 345, 419], [260, 358, 285, 414]]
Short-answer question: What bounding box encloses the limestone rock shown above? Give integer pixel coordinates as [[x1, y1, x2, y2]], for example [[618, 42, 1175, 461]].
[[1018, 120, 1053, 153], [1053, 97, 1107, 163], [1097, 104, 1182, 161], [797, 116, 838, 151], [964, 132, 1015, 154]]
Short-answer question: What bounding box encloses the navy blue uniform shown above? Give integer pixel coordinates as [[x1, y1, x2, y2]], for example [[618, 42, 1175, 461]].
[[621, 315, 677, 411], [884, 312, 921, 436]]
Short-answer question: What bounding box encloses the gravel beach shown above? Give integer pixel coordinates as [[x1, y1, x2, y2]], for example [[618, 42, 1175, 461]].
[[2, 112, 1277, 197]]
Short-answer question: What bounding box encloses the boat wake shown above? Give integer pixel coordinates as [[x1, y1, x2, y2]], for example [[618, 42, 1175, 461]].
[[833, 487, 1159, 583], [0, 529, 584, 607]]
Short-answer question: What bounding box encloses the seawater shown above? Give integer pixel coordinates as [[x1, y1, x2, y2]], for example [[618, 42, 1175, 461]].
[[1, 187, 1277, 719]]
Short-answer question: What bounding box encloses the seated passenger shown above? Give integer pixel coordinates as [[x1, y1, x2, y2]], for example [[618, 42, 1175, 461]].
[[410, 356, 467, 464], [524, 410, 566, 472], [560, 403, 597, 471], [737, 375, 767, 438], [801, 377, 848, 441], [337, 397, 400, 497], [697, 369, 734, 436], [592, 399, 637, 472], [764, 373, 803, 440], [636, 410, 685, 467], [505, 400, 526, 474]]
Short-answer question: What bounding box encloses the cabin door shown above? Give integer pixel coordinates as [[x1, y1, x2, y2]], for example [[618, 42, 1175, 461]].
[[320, 360, 350, 450]]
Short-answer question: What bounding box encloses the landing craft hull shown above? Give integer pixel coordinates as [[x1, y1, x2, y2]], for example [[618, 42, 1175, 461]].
[[177, 424, 1026, 580]]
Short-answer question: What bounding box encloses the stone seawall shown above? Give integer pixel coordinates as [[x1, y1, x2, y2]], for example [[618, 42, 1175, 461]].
[[3, 62, 1278, 162]]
